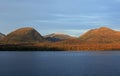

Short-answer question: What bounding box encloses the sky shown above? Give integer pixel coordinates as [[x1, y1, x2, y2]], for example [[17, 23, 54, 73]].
[[0, 0, 120, 36]]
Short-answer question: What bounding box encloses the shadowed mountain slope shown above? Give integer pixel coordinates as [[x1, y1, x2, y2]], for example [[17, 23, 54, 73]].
[[44, 33, 76, 42], [0, 33, 5, 40]]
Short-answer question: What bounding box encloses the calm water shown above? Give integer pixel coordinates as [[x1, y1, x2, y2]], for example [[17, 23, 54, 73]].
[[0, 51, 120, 76]]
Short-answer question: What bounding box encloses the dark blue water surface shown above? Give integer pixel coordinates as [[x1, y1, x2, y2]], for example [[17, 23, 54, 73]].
[[0, 51, 120, 76]]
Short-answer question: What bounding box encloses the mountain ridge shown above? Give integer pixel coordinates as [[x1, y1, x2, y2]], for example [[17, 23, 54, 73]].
[[1, 26, 120, 51], [79, 27, 120, 43], [44, 33, 76, 42], [1, 26, 120, 44], [1, 27, 45, 43]]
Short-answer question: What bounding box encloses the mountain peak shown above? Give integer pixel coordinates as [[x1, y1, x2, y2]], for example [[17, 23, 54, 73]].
[[13, 27, 35, 33], [87, 27, 115, 34], [53, 32, 65, 35], [19, 27, 34, 29], [96, 27, 113, 31], [79, 27, 120, 43], [1, 27, 45, 43]]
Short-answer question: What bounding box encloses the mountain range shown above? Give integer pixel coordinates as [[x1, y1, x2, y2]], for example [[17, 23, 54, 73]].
[[1, 27, 120, 44], [1, 26, 120, 50]]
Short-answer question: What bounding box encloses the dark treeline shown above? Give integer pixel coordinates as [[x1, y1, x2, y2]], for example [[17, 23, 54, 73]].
[[1, 42, 120, 51], [0, 43, 65, 51], [1, 36, 120, 51]]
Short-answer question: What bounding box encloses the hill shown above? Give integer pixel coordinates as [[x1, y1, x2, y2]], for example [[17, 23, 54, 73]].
[[1, 27, 45, 43], [51, 27, 120, 50], [79, 27, 120, 43], [1, 27, 120, 51], [44, 33, 76, 42]]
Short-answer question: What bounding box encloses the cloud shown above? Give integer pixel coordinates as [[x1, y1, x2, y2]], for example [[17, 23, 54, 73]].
[[34, 13, 119, 31], [52, 13, 99, 19], [35, 14, 110, 26], [35, 14, 105, 24], [35, 19, 69, 24]]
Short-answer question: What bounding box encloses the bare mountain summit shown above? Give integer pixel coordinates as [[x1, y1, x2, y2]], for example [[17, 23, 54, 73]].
[[1, 27, 44, 43], [79, 27, 120, 43]]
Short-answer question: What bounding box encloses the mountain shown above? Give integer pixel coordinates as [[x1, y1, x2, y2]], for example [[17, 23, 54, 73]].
[[79, 27, 120, 43], [0, 33, 5, 40], [44, 33, 76, 42], [1, 27, 45, 43]]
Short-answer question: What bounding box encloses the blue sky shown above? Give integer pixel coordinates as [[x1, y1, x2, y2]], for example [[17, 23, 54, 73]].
[[0, 0, 120, 36]]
